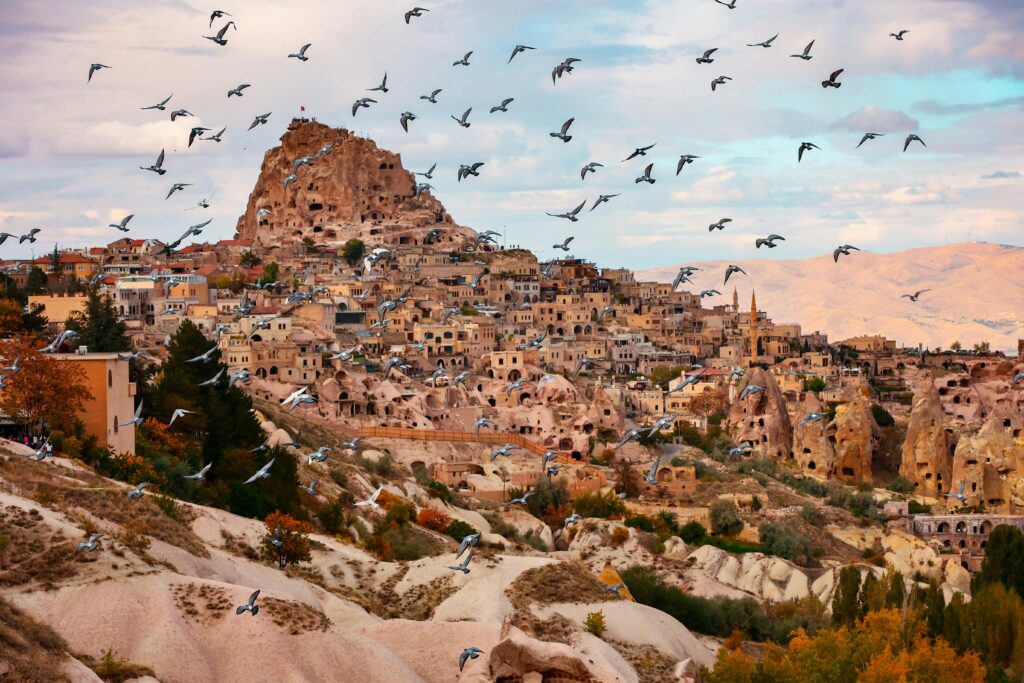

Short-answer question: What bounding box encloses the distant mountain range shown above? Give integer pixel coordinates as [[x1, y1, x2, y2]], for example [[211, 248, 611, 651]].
[[638, 242, 1024, 352]]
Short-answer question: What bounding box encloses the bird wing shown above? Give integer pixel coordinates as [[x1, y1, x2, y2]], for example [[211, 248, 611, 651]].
[[830, 68, 844, 80], [561, 117, 574, 134]]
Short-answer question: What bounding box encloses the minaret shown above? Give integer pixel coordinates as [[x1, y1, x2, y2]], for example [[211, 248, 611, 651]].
[[732, 287, 738, 312], [749, 290, 759, 359]]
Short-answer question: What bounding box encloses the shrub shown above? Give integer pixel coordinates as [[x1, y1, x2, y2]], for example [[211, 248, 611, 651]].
[[154, 495, 182, 522], [709, 500, 743, 537], [384, 501, 417, 528], [758, 523, 815, 566], [259, 511, 312, 569], [316, 499, 350, 535], [445, 519, 477, 543], [584, 610, 607, 638], [523, 530, 548, 552], [624, 514, 656, 533], [572, 490, 627, 519], [416, 507, 452, 532], [383, 526, 436, 561], [908, 500, 932, 515], [679, 520, 708, 544], [800, 504, 824, 526], [886, 476, 913, 493], [803, 377, 827, 392], [610, 526, 630, 547], [871, 403, 895, 427]]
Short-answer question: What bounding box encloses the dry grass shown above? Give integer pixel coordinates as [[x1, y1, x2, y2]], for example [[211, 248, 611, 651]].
[[79, 648, 155, 682], [262, 597, 331, 635], [0, 596, 72, 682], [171, 582, 233, 622], [606, 639, 679, 683], [0, 457, 208, 559], [505, 561, 618, 645], [0, 505, 79, 589]]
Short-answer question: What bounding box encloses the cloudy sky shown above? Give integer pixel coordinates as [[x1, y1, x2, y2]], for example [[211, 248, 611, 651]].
[[0, 0, 1022, 270]]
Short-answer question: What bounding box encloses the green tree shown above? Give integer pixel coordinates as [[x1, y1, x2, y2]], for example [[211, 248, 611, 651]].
[[239, 251, 262, 267], [758, 522, 814, 566], [803, 376, 827, 392], [976, 525, 1024, 597], [831, 566, 863, 626], [261, 262, 280, 282], [709, 500, 743, 537], [342, 239, 365, 266], [64, 288, 129, 352], [24, 267, 47, 295]]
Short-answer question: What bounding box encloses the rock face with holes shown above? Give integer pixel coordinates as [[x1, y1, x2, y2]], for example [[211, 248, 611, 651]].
[[725, 367, 792, 459], [235, 119, 476, 250], [901, 381, 957, 497], [828, 393, 879, 486], [951, 402, 1024, 512], [793, 392, 835, 477]]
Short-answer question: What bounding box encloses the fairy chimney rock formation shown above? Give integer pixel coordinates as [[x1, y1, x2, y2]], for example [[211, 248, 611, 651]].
[[793, 392, 835, 477], [951, 402, 1024, 512], [235, 119, 476, 249], [726, 367, 792, 459], [827, 393, 879, 486], [901, 381, 957, 497]]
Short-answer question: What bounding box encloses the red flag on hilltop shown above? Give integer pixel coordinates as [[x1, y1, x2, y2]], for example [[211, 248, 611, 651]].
[[300, 105, 305, 112]]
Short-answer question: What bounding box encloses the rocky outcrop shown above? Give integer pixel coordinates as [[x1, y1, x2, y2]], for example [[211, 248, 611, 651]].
[[951, 402, 1024, 512], [827, 393, 879, 485], [235, 120, 476, 249], [901, 381, 957, 497], [726, 367, 793, 459], [793, 392, 835, 477]]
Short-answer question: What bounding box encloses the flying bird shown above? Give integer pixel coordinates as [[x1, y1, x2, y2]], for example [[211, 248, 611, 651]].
[[714, 0, 737, 7], [821, 68, 844, 88], [623, 144, 656, 161], [590, 194, 619, 211], [798, 412, 828, 426], [118, 401, 144, 428], [890, 29, 910, 41], [643, 456, 662, 485], [550, 117, 574, 142], [188, 126, 210, 147], [198, 368, 224, 387], [708, 218, 732, 231], [616, 429, 643, 450], [126, 482, 151, 500], [711, 76, 732, 91], [244, 458, 275, 484], [635, 163, 655, 184], [405, 7, 429, 23], [747, 33, 779, 48], [739, 384, 764, 400], [700, 289, 721, 298], [798, 142, 820, 162], [451, 108, 472, 128], [170, 108, 192, 122], [856, 132, 884, 148], [299, 477, 320, 496], [77, 533, 102, 553], [236, 590, 261, 616], [288, 44, 311, 61], [676, 155, 699, 175], [399, 111, 417, 132], [724, 264, 747, 284], [141, 149, 166, 175], [185, 345, 218, 363], [141, 94, 172, 111], [204, 126, 226, 142], [209, 10, 230, 26], [943, 479, 967, 504], [904, 134, 926, 152], [455, 532, 480, 560], [551, 57, 581, 83], [355, 485, 384, 510], [414, 163, 436, 179], [227, 83, 250, 97], [168, 408, 193, 426], [791, 40, 815, 60], [756, 234, 786, 249], [696, 48, 718, 64], [184, 462, 212, 481], [833, 244, 861, 262], [489, 98, 514, 113], [509, 492, 533, 506], [87, 63, 110, 82], [248, 112, 271, 130], [447, 551, 473, 574], [475, 417, 495, 436], [109, 214, 134, 232], [901, 289, 931, 302], [580, 162, 603, 180], [547, 201, 586, 222], [420, 88, 442, 103], [203, 21, 236, 45], [452, 51, 473, 67], [459, 647, 485, 672], [368, 72, 388, 93], [508, 45, 535, 63]]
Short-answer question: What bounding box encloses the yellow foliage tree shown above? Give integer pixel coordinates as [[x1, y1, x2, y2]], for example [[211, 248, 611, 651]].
[[0, 336, 92, 434]]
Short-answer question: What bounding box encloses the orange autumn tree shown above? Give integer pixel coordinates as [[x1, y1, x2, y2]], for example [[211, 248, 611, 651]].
[[706, 608, 986, 683], [0, 336, 92, 434], [260, 510, 313, 569]]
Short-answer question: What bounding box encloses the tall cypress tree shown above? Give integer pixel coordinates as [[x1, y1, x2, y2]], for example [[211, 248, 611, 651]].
[[64, 288, 130, 352]]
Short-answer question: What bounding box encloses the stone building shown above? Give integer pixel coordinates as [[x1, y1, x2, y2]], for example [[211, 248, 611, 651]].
[[51, 352, 136, 455]]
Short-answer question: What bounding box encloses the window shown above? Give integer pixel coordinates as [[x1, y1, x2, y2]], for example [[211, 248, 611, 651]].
[[108, 370, 113, 387]]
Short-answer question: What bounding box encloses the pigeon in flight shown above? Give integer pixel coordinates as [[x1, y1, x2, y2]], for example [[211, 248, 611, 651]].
[[306, 446, 331, 465], [209, 10, 230, 26], [597, 305, 615, 320], [728, 442, 754, 459], [943, 479, 967, 504], [141, 149, 166, 175], [168, 408, 194, 427], [491, 443, 517, 461], [475, 417, 495, 436], [456, 532, 480, 560], [708, 218, 732, 232], [1011, 371, 1024, 387], [368, 72, 389, 93], [506, 378, 528, 396], [821, 68, 844, 89], [550, 117, 574, 142], [109, 214, 134, 232], [420, 88, 442, 103], [590, 194, 619, 211], [283, 174, 298, 190], [452, 108, 472, 128], [236, 590, 261, 616], [508, 45, 535, 63], [399, 111, 417, 132], [87, 63, 110, 82], [696, 48, 718, 64], [856, 132, 884, 148], [798, 412, 828, 426], [227, 83, 250, 97], [643, 456, 663, 485], [564, 513, 582, 528], [204, 126, 226, 142], [186, 345, 218, 363], [447, 551, 473, 574], [288, 44, 311, 61], [724, 264, 747, 284], [623, 144, 656, 162], [748, 33, 779, 48], [170, 109, 192, 122], [457, 163, 485, 182], [244, 458, 275, 484], [714, 0, 737, 7], [203, 21, 236, 45], [711, 76, 732, 91], [798, 142, 820, 162], [890, 29, 910, 41], [791, 40, 815, 60], [676, 155, 699, 175], [616, 429, 643, 450], [833, 244, 860, 262], [299, 477, 320, 496], [901, 289, 931, 302], [355, 485, 384, 510], [414, 163, 436, 179], [635, 163, 655, 184], [489, 98, 514, 113], [198, 368, 224, 386], [509, 492, 533, 506], [547, 201, 586, 222], [700, 289, 721, 298], [126, 482, 152, 500], [248, 112, 271, 130], [77, 533, 102, 552], [580, 162, 603, 179], [119, 401, 144, 428], [16, 228, 41, 244], [184, 462, 212, 481], [904, 134, 926, 152], [351, 98, 377, 117], [141, 94, 172, 111], [551, 57, 581, 83], [188, 126, 210, 147], [459, 647, 485, 672], [541, 450, 558, 469], [405, 7, 429, 23], [739, 384, 764, 400], [756, 234, 785, 249], [339, 437, 361, 451], [452, 51, 473, 67]]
